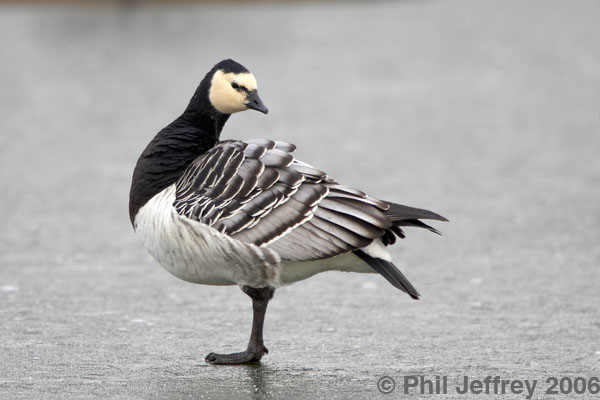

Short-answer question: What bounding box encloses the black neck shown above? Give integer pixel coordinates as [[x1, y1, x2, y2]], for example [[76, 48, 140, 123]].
[[128, 109, 230, 224], [179, 109, 230, 140]]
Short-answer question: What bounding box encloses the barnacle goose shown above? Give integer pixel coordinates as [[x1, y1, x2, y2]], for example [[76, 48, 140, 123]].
[[129, 59, 447, 365]]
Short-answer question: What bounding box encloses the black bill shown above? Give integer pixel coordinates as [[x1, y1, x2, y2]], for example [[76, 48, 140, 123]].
[[245, 91, 269, 114]]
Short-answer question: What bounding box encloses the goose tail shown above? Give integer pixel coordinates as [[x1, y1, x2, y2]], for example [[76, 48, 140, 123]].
[[354, 250, 420, 300]]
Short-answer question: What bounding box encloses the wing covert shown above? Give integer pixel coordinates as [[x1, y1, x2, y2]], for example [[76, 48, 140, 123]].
[[174, 139, 394, 262]]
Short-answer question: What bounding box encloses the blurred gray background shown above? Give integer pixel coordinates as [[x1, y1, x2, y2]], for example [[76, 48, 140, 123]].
[[1, 0, 599, 399]]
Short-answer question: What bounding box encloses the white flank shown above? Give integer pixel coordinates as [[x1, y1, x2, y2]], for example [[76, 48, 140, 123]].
[[134, 185, 281, 288], [135, 186, 391, 288], [279, 252, 377, 285]]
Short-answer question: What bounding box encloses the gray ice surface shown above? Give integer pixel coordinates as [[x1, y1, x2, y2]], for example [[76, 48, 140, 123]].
[[1, 0, 599, 398]]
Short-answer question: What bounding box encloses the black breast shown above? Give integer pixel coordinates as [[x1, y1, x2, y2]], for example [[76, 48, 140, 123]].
[[128, 120, 218, 225]]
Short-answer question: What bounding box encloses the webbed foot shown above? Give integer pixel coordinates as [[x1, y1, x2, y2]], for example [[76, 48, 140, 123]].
[[205, 346, 268, 365]]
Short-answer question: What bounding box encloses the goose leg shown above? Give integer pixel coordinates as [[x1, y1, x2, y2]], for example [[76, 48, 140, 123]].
[[205, 286, 274, 365]]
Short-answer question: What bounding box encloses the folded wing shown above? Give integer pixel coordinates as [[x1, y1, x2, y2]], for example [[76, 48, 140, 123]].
[[173, 139, 402, 261]]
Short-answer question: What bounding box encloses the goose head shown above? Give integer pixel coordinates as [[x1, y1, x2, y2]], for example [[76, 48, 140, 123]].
[[190, 59, 268, 116]]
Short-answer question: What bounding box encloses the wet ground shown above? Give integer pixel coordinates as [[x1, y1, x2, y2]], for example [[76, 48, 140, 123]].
[[1, 0, 599, 398]]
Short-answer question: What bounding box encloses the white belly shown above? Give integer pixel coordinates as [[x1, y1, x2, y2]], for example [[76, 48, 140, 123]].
[[134, 186, 281, 287], [279, 252, 375, 285], [134, 186, 381, 288]]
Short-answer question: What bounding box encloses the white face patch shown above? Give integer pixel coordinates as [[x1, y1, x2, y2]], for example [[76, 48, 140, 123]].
[[208, 70, 258, 114]]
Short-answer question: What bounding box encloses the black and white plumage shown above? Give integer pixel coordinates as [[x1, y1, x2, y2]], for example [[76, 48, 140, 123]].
[[129, 59, 447, 364]]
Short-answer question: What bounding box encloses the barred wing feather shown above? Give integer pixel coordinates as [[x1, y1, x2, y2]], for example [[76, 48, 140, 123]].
[[173, 139, 394, 261]]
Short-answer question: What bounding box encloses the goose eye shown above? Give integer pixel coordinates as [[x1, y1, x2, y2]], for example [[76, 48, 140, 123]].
[[231, 82, 239, 89]]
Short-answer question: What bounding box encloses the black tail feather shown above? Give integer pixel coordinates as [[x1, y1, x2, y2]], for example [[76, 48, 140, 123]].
[[383, 202, 447, 240], [385, 203, 448, 223], [394, 219, 443, 236], [354, 250, 420, 299]]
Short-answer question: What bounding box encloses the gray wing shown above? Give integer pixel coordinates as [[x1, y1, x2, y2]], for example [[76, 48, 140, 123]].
[[173, 139, 394, 261]]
